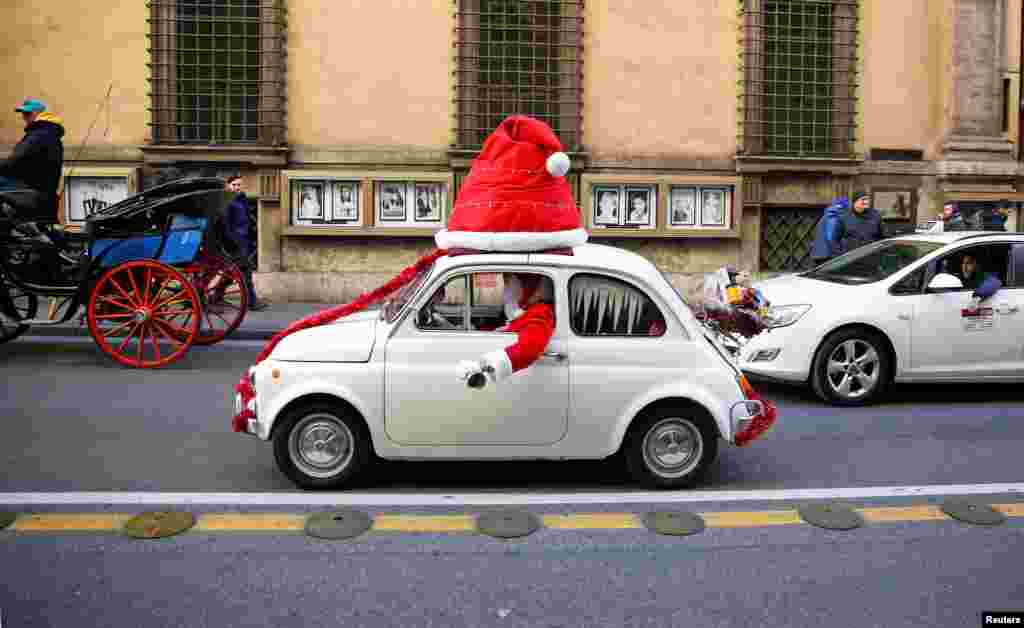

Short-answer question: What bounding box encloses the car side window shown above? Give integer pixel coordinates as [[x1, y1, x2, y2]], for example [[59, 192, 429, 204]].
[[416, 275, 468, 331], [890, 266, 927, 295], [932, 244, 1011, 291], [569, 274, 666, 337], [1011, 244, 1024, 288]]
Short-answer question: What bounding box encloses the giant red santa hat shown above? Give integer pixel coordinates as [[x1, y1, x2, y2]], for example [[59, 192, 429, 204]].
[[232, 115, 584, 432]]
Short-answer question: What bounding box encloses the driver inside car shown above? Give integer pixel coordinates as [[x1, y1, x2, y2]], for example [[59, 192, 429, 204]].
[[958, 253, 1002, 307], [419, 285, 459, 330], [455, 272, 555, 387]]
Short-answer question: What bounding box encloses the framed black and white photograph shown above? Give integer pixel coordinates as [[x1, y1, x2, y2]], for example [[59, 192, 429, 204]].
[[592, 186, 621, 226], [625, 186, 654, 226], [413, 183, 443, 223], [296, 182, 325, 221], [668, 186, 697, 227], [377, 182, 407, 222], [700, 187, 729, 227], [331, 182, 359, 222], [64, 176, 130, 224]]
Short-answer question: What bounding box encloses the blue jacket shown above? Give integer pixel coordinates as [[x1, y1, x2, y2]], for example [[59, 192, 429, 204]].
[[224, 192, 253, 255], [964, 271, 1002, 300], [838, 206, 884, 253], [810, 197, 848, 260]]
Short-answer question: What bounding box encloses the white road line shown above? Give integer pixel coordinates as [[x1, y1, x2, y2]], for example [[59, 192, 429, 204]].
[[1, 483, 1022, 507]]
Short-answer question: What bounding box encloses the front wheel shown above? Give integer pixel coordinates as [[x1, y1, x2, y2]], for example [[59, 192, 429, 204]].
[[810, 328, 891, 406], [273, 401, 372, 490], [623, 406, 718, 489]]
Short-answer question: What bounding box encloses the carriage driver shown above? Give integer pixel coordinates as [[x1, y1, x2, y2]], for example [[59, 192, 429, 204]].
[[0, 99, 65, 222]]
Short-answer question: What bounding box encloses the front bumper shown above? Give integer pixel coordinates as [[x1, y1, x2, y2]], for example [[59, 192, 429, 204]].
[[233, 392, 262, 437], [738, 324, 815, 383]]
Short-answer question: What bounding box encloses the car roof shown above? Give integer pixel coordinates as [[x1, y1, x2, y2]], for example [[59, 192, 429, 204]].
[[891, 231, 1023, 245], [435, 243, 658, 277]]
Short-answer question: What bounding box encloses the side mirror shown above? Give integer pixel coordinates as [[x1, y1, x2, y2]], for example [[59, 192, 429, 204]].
[[927, 273, 964, 291]]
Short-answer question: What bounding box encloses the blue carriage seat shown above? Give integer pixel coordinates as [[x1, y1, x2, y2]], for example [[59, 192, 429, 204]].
[[89, 215, 207, 268]]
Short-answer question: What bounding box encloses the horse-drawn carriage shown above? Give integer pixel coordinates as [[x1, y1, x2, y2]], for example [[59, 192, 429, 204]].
[[0, 178, 249, 367]]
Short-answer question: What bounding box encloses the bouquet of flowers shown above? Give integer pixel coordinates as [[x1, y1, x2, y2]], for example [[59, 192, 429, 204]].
[[693, 267, 770, 340]]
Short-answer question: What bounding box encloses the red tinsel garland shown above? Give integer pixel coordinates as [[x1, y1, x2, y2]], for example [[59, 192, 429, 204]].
[[231, 248, 448, 433]]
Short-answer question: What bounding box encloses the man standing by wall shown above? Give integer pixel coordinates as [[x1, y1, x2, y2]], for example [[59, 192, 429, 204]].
[[838, 191, 884, 254], [223, 176, 267, 311]]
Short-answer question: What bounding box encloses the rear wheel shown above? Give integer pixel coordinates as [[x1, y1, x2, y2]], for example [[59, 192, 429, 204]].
[[810, 328, 891, 406], [86, 260, 200, 368], [273, 401, 372, 490], [623, 405, 718, 489], [0, 279, 37, 344], [179, 254, 248, 346]]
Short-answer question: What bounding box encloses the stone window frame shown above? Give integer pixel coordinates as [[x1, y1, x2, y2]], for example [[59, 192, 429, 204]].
[[580, 174, 745, 239], [280, 170, 455, 237], [452, 0, 585, 153], [147, 0, 287, 160]]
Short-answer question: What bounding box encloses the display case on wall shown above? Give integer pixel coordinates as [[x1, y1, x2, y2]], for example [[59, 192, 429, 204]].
[[580, 174, 744, 238], [281, 170, 455, 237], [59, 166, 139, 229]]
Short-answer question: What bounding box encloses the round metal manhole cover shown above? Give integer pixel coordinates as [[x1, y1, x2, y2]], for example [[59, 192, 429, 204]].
[[477, 510, 541, 539], [643, 511, 705, 536], [0, 511, 16, 531], [305, 509, 373, 540], [798, 503, 864, 531], [124, 511, 195, 539], [940, 499, 1006, 526]]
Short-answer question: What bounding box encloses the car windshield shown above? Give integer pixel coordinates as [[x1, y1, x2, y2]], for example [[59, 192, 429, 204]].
[[382, 264, 434, 323], [801, 240, 944, 285]]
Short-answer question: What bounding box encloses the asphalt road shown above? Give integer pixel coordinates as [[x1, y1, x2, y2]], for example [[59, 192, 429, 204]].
[[1, 337, 1022, 493], [2, 337, 1022, 628]]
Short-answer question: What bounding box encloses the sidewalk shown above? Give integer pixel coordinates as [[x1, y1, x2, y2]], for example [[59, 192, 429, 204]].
[[24, 302, 346, 341]]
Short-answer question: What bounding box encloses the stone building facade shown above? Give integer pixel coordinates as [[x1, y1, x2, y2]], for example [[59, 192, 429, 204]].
[[1, 0, 1022, 302]]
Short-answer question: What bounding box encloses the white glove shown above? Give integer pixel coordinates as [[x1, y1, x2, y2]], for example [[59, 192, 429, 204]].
[[455, 360, 483, 382]]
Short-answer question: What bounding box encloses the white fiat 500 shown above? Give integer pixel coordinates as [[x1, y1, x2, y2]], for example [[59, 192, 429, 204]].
[[742, 231, 1024, 406], [237, 244, 776, 490]]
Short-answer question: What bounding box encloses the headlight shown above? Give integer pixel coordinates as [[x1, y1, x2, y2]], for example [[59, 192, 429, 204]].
[[765, 304, 811, 328]]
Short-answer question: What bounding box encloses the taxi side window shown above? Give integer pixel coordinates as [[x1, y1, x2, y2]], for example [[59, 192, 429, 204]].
[[417, 275, 468, 331], [569, 274, 666, 337], [1011, 244, 1024, 288], [934, 244, 1011, 289]]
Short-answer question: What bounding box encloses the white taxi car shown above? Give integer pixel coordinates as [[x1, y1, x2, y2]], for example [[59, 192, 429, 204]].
[[742, 232, 1024, 406], [237, 244, 776, 490]]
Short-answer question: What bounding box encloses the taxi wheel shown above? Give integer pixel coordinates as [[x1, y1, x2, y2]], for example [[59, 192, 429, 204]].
[[810, 328, 891, 407], [272, 401, 372, 490], [623, 406, 718, 489]]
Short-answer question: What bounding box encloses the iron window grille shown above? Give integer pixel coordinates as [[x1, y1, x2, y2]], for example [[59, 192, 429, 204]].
[[148, 0, 286, 145], [453, 0, 584, 152], [739, 0, 859, 158]]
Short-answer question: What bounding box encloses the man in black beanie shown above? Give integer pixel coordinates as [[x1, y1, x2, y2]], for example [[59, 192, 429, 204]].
[[838, 191, 884, 254]]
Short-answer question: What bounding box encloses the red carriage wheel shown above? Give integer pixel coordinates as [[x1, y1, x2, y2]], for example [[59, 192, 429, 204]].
[[86, 259, 201, 368], [179, 253, 249, 346]]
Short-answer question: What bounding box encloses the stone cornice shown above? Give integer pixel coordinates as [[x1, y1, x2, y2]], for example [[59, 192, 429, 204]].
[[139, 144, 290, 166], [735, 155, 862, 175]]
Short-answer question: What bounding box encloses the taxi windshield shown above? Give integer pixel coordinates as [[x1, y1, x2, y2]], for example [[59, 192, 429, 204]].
[[802, 240, 943, 285], [382, 264, 434, 323]]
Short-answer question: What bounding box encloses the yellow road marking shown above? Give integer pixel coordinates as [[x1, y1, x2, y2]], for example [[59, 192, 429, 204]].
[[13, 513, 133, 532], [195, 514, 305, 532], [372, 515, 476, 533], [2, 503, 1020, 534], [543, 513, 642, 529]]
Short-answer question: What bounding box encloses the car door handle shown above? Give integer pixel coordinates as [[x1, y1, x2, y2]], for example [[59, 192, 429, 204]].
[[897, 314, 910, 320], [542, 351, 568, 362], [996, 305, 1019, 314]]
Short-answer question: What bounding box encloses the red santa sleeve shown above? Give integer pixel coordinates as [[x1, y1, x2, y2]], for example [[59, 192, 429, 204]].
[[479, 304, 555, 382]]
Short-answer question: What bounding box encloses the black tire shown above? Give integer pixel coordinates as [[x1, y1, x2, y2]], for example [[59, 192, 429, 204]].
[[623, 405, 719, 489], [0, 281, 38, 345], [272, 400, 372, 490], [810, 328, 891, 407]]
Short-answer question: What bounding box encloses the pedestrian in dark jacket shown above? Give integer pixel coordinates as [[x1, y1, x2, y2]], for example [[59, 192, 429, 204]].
[[222, 176, 267, 311], [0, 99, 65, 220], [810, 196, 848, 265], [838, 191, 884, 254]]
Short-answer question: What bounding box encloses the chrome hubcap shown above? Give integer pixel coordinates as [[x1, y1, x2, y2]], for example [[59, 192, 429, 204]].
[[826, 339, 880, 399], [289, 413, 354, 479], [642, 418, 703, 479]]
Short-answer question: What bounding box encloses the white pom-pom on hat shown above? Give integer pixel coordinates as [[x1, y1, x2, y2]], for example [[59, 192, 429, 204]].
[[546, 151, 570, 177]]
